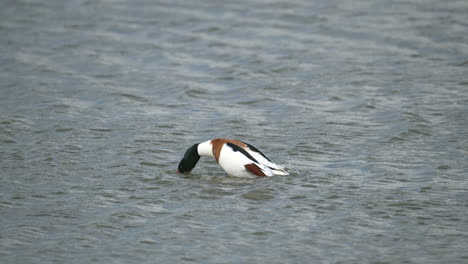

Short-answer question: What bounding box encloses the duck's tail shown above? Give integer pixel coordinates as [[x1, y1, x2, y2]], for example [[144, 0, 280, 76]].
[[271, 168, 289, 176]]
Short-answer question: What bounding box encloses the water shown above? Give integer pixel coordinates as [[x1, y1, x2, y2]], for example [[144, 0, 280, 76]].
[[1, 0, 467, 263]]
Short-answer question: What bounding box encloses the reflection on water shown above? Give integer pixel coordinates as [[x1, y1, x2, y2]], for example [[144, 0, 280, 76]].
[[1, 0, 467, 263]]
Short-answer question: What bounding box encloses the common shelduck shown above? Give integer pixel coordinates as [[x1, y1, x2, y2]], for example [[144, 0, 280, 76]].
[[177, 138, 289, 178]]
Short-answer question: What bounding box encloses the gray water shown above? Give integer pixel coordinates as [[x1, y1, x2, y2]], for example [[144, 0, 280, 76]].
[[1, 0, 467, 263]]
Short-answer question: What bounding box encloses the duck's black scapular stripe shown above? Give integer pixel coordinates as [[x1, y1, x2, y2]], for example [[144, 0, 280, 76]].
[[241, 141, 272, 162], [226, 142, 259, 163]]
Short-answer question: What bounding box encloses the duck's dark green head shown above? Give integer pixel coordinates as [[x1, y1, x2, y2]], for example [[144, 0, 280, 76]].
[[177, 143, 200, 173]]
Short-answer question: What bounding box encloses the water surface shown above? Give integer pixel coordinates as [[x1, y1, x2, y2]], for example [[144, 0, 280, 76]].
[[1, 0, 467, 263]]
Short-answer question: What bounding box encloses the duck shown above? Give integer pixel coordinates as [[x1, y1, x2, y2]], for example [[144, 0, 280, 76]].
[[177, 138, 288, 178]]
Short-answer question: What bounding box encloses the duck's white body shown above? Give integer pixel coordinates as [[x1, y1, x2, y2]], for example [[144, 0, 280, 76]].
[[178, 138, 288, 178]]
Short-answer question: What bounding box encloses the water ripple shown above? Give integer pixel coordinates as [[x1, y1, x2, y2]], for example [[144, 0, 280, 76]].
[[1, 0, 467, 263]]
